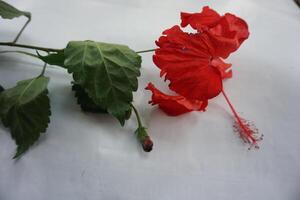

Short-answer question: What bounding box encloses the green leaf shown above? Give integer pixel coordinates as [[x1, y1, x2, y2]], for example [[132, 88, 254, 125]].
[[0, 76, 51, 158], [72, 83, 107, 113], [64, 40, 141, 125], [37, 50, 66, 68], [71, 83, 132, 118], [0, 84, 4, 93], [124, 107, 132, 120], [0, 0, 31, 19]]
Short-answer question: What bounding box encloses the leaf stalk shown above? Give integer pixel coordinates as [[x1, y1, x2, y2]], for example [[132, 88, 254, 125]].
[[0, 42, 62, 52], [136, 49, 156, 54], [0, 50, 38, 58], [12, 16, 31, 43], [40, 63, 47, 76]]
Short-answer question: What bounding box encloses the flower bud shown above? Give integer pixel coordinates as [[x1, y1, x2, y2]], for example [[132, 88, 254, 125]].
[[142, 136, 153, 152], [135, 126, 153, 152]]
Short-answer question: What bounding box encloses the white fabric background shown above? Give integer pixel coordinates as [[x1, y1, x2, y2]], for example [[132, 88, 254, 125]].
[[0, 0, 300, 199]]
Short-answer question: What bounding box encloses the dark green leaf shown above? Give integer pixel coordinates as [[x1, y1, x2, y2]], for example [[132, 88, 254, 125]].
[[0, 84, 4, 93], [0, 0, 31, 19], [125, 108, 132, 120], [37, 50, 66, 68], [72, 83, 107, 113], [72, 83, 132, 117], [0, 76, 51, 158], [64, 40, 141, 125]]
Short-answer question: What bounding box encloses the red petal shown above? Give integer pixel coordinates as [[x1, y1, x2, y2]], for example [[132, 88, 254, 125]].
[[206, 13, 250, 58], [145, 83, 208, 116], [156, 25, 215, 57], [211, 57, 232, 79], [180, 7, 249, 58], [181, 6, 221, 30], [154, 26, 223, 101]]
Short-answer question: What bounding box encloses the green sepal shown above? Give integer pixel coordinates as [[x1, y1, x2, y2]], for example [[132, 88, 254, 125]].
[[135, 126, 153, 152], [135, 126, 148, 142]]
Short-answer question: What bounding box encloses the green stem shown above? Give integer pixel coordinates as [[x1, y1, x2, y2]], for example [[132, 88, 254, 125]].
[[0, 42, 61, 52], [131, 103, 143, 128], [136, 49, 156, 54], [0, 50, 38, 58], [12, 17, 31, 43], [40, 63, 47, 76]]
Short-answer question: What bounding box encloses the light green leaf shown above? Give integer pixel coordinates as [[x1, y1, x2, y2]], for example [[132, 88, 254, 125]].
[[64, 41, 141, 125], [0, 76, 51, 158], [0, 0, 31, 19]]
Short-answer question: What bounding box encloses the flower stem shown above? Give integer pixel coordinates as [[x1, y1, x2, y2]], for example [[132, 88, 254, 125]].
[[136, 49, 156, 54], [12, 17, 31, 43], [0, 42, 61, 52], [131, 103, 143, 128]]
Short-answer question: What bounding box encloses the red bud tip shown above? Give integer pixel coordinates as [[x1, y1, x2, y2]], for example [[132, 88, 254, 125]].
[[142, 136, 153, 152]]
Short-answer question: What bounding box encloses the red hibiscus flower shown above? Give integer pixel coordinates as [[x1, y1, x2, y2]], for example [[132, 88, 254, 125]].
[[146, 6, 263, 148]]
